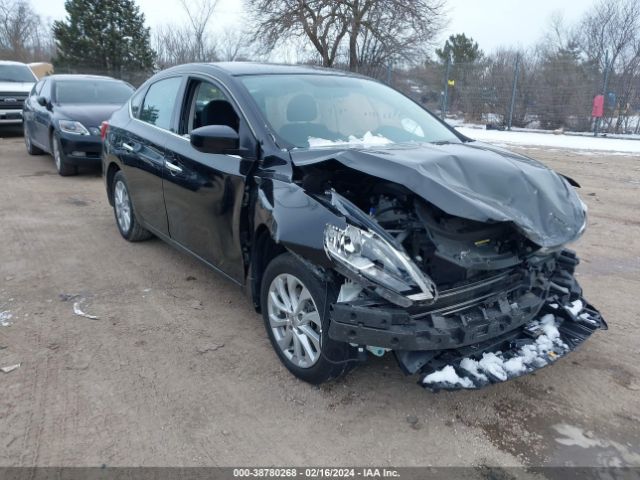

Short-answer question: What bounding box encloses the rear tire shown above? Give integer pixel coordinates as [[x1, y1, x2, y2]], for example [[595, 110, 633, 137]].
[[51, 132, 77, 176], [111, 171, 153, 242], [260, 252, 356, 384], [24, 122, 43, 155]]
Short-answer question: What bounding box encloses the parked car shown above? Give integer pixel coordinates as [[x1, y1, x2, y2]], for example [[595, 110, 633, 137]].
[[0, 60, 37, 125], [102, 63, 606, 389], [23, 74, 133, 176]]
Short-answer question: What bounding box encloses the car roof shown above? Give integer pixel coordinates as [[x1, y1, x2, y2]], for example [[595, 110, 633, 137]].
[[165, 61, 358, 78], [0, 60, 31, 66], [46, 74, 120, 81]]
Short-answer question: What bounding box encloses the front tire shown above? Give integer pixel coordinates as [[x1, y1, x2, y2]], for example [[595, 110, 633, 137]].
[[51, 132, 77, 176], [24, 122, 43, 155], [111, 171, 153, 242], [260, 253, 356, 384]]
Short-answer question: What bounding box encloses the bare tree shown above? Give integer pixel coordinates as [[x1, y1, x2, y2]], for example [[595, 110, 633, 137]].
[[0, 0, 53, 61], [578, 0, 640, 133], [246, 0, 446, 71], [216, 27, 252, 61], [179, 0, 219, 62], [154, 0, 220, 68], [247, 0, 349, 67], [344, 0, 446, 72]]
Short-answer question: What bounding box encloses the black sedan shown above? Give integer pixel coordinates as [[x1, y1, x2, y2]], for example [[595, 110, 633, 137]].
[[102, 62, 606, 389], [23, 74, 133, 176]]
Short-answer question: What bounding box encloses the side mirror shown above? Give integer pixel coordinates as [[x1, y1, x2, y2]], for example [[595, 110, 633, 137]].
[[37, 96, 47, 107], [190, 125, 239, 154]]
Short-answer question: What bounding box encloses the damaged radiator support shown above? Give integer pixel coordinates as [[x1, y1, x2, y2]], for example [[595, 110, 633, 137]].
[[328, 249, 607, 390]]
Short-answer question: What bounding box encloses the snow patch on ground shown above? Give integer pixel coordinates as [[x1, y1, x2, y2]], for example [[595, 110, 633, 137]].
[[308, 131, 393, 148], [455, 126, 640, 154]]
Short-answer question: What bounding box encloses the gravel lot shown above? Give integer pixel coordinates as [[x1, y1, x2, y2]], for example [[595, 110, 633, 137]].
[[1, 130, 639, 469]]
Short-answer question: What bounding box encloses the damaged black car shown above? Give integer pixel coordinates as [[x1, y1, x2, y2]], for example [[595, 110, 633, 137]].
[[102, 62, 606, 390]]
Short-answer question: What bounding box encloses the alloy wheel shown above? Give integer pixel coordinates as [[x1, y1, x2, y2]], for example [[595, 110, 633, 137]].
[[24, 124, 31, 150], [267, 273, 322, 368], [52, 137, 62, 171], [114, 180, 132, 233]]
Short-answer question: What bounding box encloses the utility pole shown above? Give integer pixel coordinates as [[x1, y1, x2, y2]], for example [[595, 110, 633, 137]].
[[441, 48, 451, 119], [507, 54, 520, 131]]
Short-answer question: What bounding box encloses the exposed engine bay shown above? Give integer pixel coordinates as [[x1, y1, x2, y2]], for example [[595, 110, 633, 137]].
[[300, 162, 542, 289], [294, 161, 606, 390]]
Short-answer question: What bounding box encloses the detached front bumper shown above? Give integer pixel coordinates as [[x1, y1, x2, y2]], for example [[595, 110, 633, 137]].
[[327, 249, 607, 390], [418, 298, 606, 390]]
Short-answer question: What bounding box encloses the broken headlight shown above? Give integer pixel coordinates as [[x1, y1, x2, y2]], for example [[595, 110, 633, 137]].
[[324, 224, 437, 305]]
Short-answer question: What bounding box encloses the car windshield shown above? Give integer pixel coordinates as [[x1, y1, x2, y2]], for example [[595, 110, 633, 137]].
[[55, 80, 133, 104], [0, 64, 35, 82], [239, 74, 460, 149]]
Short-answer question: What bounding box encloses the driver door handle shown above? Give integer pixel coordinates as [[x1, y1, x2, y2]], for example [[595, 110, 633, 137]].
[[165, 160, 183, 174]]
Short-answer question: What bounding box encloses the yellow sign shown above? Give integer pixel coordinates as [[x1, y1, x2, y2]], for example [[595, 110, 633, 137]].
[[447, 79, 455, 87]]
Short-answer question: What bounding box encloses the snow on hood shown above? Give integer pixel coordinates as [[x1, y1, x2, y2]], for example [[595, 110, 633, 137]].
[[308, 131, 393, 148], [290, 141, 586, 248]]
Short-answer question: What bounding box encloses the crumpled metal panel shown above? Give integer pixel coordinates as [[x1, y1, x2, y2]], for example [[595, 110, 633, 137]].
[[290, 141, 586, 248]]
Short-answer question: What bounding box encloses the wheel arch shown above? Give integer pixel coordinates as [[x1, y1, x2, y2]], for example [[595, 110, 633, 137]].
[[105, 162, 121, 206], [249, 225, 286, 312]]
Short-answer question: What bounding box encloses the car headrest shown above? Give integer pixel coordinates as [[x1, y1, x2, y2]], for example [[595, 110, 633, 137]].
[[201, 99, 239, 131], [286, 94, 317, 122]]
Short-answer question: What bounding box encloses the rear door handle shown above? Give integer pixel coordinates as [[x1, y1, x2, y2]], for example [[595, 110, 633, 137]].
[[165, 160, 183, 174], [121, 142, 135, 152]]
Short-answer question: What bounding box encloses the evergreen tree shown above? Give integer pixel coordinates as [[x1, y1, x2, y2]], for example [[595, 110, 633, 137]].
[[53, 0, 155, 76], [436, 34, 483, 65]]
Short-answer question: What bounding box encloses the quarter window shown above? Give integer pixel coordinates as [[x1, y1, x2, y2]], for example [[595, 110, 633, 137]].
[[130, 87, 146, 118], [139, 77, 182, 130]]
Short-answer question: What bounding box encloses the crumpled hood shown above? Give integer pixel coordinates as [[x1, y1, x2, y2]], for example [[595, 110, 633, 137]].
[[54, 104, 122, 128], [290, 141, 586, 248]]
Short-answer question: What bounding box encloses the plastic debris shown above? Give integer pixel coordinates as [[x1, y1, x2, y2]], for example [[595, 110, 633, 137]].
[[1, 363, 20, 373], [196, 343, 225, 354], [73, 301, 99, 320], [0, 311, 13, 327]]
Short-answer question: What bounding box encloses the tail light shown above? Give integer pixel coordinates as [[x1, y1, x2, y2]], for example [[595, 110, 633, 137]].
[[100, 121, 109, 141]]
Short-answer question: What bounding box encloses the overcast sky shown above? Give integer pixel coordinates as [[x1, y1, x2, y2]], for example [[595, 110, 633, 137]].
[[36, 0, 594, 56]]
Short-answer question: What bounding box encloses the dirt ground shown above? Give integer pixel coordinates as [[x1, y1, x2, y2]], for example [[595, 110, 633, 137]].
[[1, 130, 639, 469]]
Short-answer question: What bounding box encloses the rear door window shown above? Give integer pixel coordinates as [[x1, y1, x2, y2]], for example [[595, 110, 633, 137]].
[[139, 76, 182, 131]]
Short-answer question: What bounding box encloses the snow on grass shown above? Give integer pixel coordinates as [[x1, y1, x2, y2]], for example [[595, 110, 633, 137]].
[[455, 126, 640, 155], [308, 131, 393, 148]]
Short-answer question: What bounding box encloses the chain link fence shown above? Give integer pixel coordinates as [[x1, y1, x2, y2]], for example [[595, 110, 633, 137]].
[[391, 57, 640, 135], [49, 58, 640, 136]]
